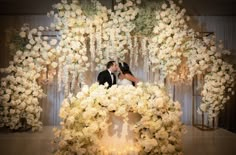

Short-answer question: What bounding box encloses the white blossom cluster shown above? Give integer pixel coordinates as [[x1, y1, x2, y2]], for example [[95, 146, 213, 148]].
[[91, 0, 140, 70], [53, 83, 184, 155], [149, 0, 192, 81], [199, 61, 235, 118], [0, 25, 59, 131]]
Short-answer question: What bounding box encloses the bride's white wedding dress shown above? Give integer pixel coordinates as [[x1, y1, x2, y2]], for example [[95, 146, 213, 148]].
[[117, 78, 133, 86], [100, 78, 140, 154]]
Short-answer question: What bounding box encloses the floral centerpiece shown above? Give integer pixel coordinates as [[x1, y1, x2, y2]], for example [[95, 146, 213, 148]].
[[53, 83, 184, 155]]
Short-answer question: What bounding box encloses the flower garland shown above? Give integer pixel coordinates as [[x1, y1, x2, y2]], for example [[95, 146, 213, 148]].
[[199, 59, 235, 118], [53, 83, 184, 155]]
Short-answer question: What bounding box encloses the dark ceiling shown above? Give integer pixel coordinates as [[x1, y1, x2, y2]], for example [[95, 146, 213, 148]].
[[0, 0, 235, 16]]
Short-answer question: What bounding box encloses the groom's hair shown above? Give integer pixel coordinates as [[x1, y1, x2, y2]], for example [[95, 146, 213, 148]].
[[106, 61, 115, 69]]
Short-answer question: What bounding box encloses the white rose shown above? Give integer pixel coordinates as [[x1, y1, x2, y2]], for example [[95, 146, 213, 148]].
[[117, 3, 124, 10], [136, 0, 141, 4], [167, 144, 175, 153], [51, 62, 58, 68], [30, 28, 37, 34], [126, 1, 133, 7], [26, 106, 34, 113], [82, 56, 88, 62], [161, 3, 167, 9], [43, 36, 49, 40], [108, 103, 116, 111], [18, 102, 26, 110], [3, 94, 10, 101], [210, 46, 216, 51], [200, 104, 208, 112], [29, 62, 35, 69], [26, 44, 32, 49], [38, 26, 44, 31], [19, 31, 26, 38], [10, 109, 15, 115]]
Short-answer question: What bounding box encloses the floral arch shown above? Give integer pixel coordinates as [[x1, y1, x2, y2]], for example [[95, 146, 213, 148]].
[[0, 0, 234, 138]]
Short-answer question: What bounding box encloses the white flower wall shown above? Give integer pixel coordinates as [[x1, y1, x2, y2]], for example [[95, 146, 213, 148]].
[[0, 0, 235, 133], [0, 25, 58, 131]]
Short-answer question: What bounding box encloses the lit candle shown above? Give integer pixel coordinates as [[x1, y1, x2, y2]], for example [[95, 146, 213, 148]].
[[104, 150, 108, 155]]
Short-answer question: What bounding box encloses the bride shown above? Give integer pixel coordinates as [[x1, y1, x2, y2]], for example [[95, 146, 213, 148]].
[[117, 62, 139, 86]]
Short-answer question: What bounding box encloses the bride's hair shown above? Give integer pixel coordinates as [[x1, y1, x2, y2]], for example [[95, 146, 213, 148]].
[[118, 62, 135, 86], [119, 62, 130, 73]]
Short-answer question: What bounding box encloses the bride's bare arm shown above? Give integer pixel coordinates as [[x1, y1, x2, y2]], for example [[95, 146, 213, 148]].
[[124, 74, 139, 84]]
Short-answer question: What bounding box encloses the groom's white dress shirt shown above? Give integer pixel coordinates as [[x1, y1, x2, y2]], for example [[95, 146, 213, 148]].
[[108, 69, 114, 83]]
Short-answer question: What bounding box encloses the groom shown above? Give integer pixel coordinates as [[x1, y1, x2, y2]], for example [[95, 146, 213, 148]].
[[97, 61, 118, 88]]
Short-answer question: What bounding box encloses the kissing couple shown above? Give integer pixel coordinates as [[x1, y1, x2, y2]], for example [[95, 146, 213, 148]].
[[97, 61, 139, 88]]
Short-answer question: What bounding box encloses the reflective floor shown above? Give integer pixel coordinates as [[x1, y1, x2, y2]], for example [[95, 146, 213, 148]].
[[0, 126, 236, 155]]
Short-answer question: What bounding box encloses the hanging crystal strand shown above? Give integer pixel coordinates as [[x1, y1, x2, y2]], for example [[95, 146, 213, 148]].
[[77, 73, 81, 90], [97, 25, 102, 69], [110, 28, 115, 61], [90, 23, 95, 71], [58, 63, 62, 92], [115, 30, 119, 63], [127, 32, 133, 69], [141, 37, 148, 80], [99, 29, 105, 71], [79, 73, 85, 89], [97, 25, 102, 60], [146, 39, 151, 82], [134, 36, 138, 67], [63, 65, 69, 96], [107, 31, 111, 61], [70, 68, 78, 94]]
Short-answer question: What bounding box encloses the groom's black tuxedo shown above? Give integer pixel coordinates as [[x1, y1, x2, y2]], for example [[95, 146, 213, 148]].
[[97, 70, 116, 88]]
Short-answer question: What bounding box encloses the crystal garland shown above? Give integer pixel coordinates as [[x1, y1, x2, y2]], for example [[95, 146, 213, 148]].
[[95, 25, 102, 68], [57, 63, 63, 92], [133, 36, 138, 67], [70, 70, 78, 92], [89, 23, 96, 71], [127, 32, 133, 69], [140, 37, 149, 80], [63, 64, 69, 94]]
